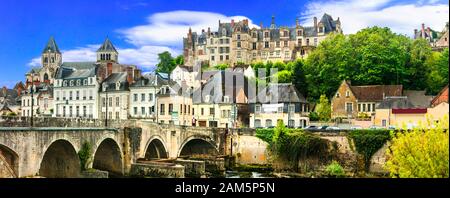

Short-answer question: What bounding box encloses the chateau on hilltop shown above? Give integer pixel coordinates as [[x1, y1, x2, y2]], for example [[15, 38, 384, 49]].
[[183, 13, 342, 66]]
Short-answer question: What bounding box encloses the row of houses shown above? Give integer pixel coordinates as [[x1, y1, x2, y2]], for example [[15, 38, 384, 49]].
[[331, 80, 449, 129]]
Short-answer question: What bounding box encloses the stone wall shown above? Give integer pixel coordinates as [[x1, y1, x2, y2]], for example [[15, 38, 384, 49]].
[[130, 163, 185, 178], [174, 159, 206, 178], [0, 155, 15, 178]]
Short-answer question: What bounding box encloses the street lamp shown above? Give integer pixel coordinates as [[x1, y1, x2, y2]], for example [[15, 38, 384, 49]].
[[30, 84, 35, 127]]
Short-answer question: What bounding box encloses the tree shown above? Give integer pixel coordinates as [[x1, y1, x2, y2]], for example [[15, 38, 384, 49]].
[[404, 39, 432, 90], [173, 55, 185, 66], [316, 95, 331, 121], [385, 117, 449, 178], [215, 64, 229, 70], [426, 48, 449, 95], [156, 51, 176, 73], [291, 59, 308, 98], [275, 70, 292, 83]]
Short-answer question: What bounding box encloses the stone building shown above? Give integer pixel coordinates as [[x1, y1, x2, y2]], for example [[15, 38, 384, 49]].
[[414, 22, 449, 50], [99, 73, 130, 120], [129, 73, 168, 119], [0, 85, 22, 116], [26, 36, 62, 87], [331, 80, 403, 119], [21, 84, 53, 117], [183, 13, 342, 67], [156, 82, 193, 126], [249, 83, 310, 128]]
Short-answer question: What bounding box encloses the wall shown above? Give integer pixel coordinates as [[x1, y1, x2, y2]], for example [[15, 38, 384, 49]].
[[231, 135, 269, 165]]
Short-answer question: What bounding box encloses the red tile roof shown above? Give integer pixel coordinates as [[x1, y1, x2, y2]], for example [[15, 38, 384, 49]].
[[350, 84, 403, 102]]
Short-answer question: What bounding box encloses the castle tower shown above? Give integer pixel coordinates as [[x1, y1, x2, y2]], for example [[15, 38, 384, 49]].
[[42, 36, 62, 72], [97, 37, 119, 63]]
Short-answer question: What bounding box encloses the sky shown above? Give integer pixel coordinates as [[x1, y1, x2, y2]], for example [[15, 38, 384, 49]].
[[0, 0, 448, 88]]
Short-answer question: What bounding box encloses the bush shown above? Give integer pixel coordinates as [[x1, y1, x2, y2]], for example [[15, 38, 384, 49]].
[[78, 142, 93, 171], [385, 118, 449, 178], [309, 112, 319, 121], [325, 161, 345, 177], [348, 129, 391, 172]]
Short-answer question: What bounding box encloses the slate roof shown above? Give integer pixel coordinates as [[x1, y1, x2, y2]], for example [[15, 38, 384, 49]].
[[55, 62, 98, 79], [42, 36, 61, 54], [97, 38, 118, 53], [255, 83, 306, 104], [403, 90, 434, 108], [100, 73, 129, 92], [131, 73, 168, 88], [0, 88, 20, 106], [349, 84, 403, 102], [377, 97, 417, 109]]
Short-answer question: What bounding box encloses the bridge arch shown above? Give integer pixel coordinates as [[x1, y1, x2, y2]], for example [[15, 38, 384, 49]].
[[0, 144, 19, 177], [39, 139, 80, 178], [178, 136, 219, 157], [93, 138, 123, 176], [144, 136, 168, 160]]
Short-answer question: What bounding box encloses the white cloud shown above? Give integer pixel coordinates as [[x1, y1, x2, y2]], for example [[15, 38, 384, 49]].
[[117, 10, 258, 47], [302, 0, 449, 36], [28, 44, 179, 71]]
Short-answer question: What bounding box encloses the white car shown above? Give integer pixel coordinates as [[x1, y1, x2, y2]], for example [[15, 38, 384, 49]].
[[326, 126, 340, 130], [350, 126, 363, 130]]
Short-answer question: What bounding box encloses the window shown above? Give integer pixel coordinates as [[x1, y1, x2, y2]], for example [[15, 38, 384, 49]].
[[70, 80, 74, 86], [346, 103, 353, 113], [372, 104, 376, 112], [83, 90, 86, 100], [255, 119, 261, 128], [134, 107, 138, 115], [367, 104, 371, 112], [141, 93, 145, 102], [108, 97, 112, 107], [102, 97, 106, 107], [362, 104, 366, 112], [201, 108, 204, 115], [76, 106, 79, 117], [336, 93, 340, 98], [83, 79, 87, 85], [83, 106, 87, 117], [76, 91, 79, 100], [289, 104, 295, 113], [210, 108, 215, 116], [160, 104, 165, 115], [237, 34, 241, 40], [149, 93, 153, 102], [116, 97, 120, 107], [237, 42, 241, 48], [297, 30, 302, 36], [226, 55, 229, 60], [116, 112, 120, 120], [278, 106, 283, 113], [109, 112, 112, 119], [252, 32, 257, 38], [382, 119, 387, 127], [211, 56, 215, 61], [76, 80, 80, 86], [69, 106, 73, 117], [358, 104, 361, 112], [89, 90, 93, 100], [346, 91, 350, 97], [283, 31, 288, 37], [306, 39, 310, 46], [69, 91, 73, 100], [276, 41, 280, 48], [237, 51, 241, 58], [319, 27, 324, 33], [134, 94, 138, 102], [285, 51, 289, 58], [141, 107, 145, 115], [284, 41, 288, 47], [210, 49, 215, 54], [314, 38, 318, 46], [252, 42, 257, 50], [264, 32, 269, 38], [220, 56, 223, 61], [288, 120, 295, 127], [265, 42, 269, 48], [168, 104, 173, 113], [265, 119, 272, 127], [180, 104, 183, 114]]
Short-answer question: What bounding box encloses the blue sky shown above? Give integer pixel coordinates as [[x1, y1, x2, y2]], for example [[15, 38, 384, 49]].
[[0, 0, 448, 88]]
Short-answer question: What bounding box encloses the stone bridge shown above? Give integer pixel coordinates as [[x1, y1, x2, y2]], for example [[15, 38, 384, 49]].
[[0, 118, 227, 178]]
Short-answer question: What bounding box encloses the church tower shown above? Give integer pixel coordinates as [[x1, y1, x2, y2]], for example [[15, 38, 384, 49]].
[[41, 36, 62, 83], [97, 37, 119, 63]]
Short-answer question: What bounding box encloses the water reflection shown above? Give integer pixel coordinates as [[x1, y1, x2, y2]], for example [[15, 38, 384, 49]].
[[225, 171, 275, 178]]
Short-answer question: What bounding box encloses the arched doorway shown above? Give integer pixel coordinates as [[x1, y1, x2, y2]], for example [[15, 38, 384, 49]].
[[179, 138, 218, 157], [0, 144, 19, 178], [43, 73, 49, 82], [39, 140, 80, 178], [93, 138, 123, 176], [145, 138, 168, 160]]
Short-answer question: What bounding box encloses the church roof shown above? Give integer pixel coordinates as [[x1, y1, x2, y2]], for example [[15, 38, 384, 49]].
[[42, 36, 61, 54], [97, 38, 118, 53]]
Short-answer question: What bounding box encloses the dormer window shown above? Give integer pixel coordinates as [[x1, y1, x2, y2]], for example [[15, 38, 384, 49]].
[[116, 82, 121, 90], [63, 80, 67, 87], [222, 29, 226, 35], [346, 91, 350, 97], [102, 84, 107, 92], [319, 26, 324, 33], [205, 95, 210, 103], [224, 96, 230, 103], [336, 93, 340, 98], [83, 79, 88, 85], [283, 31, 288, 37], [76, 80, 81, 86], [297, 30, 303, 36], [70, 80, 74, 86]]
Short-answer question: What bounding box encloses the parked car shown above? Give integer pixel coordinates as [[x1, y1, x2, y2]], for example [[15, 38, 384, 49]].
[[304, 125, 318, 130], [266, 126, 275, 129], [387, 125, 397, 130], [350, 126, 363, 130], [326, 126, 340, 131], [317, 125, 329, 130]]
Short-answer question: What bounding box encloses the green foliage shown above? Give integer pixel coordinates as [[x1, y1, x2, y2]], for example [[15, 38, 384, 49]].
[[348, 129, 391, 172], [386, 118, 449, 178], [255, 128, 274, 144], [291, 59, 308, 97], [316, 95, 331, 121], [325, 161, 345, 177], [155, 51, 177, 73], [425, 48, 449, 95], [309, 111, 319, 121], [78, 142, 93, 171], [275, 70, 292, 83], [6, 112, 17, 117], [215, 64, 229, 70]]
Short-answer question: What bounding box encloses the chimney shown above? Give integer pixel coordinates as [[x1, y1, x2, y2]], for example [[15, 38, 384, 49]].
[[414, 29, 418, 39], [427, 27, 431, 38], [244, 19, 249, 26], [314, 17, 318, 29], [207, 27, 211, 35], [107, 62, 113, 76], [271, 15, 275, 26], [231, 19, 235, 27], [296, 17, 299, 28], [127, 67, 133, 84], [421, 23, 426, 38], [260, 22, 263, 29]]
